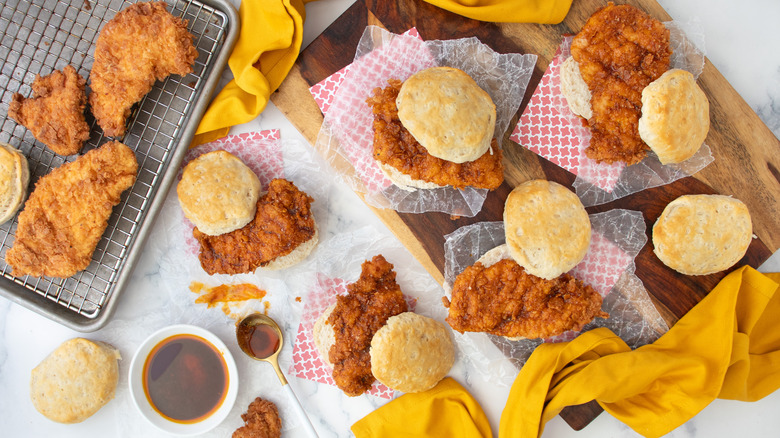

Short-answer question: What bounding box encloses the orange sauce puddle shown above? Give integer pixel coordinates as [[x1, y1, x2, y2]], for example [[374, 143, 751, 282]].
[[190, 282, 270, 319]]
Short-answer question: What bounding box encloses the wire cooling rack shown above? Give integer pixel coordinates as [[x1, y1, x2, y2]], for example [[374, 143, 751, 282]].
[[0, 0, 238, 331]]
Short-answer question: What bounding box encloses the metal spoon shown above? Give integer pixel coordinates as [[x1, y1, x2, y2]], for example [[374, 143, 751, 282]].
[[236, 313, 319, 438]]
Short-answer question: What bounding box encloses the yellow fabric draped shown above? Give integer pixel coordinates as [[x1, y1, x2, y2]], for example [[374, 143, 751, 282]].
[[423, 0, 572, 24], [351, 378, 492, 438], [500, 266, 780, 438]]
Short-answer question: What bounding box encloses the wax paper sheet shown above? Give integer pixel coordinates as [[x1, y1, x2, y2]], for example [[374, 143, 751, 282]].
[[511, 21, 712, 207], [290, 226, 449, 399], [312, 26, 537, 216], [101, 130, 332, 436], [443, 210, 668, 387]]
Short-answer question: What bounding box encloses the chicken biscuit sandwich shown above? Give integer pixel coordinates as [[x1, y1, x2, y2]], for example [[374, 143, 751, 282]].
[[366, 67, 504, 191]]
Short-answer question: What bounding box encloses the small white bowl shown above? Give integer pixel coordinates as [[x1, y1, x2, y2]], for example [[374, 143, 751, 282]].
[[129, 325, 239, 436]]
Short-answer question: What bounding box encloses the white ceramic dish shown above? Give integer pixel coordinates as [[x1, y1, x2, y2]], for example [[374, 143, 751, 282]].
[[129, 324, 239, 436]]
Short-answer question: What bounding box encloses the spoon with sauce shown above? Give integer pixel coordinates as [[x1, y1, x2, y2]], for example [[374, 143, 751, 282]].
[[236, 313, 319, 438]]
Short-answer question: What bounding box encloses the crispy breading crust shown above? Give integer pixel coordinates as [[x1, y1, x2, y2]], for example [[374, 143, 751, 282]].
[[231, 397, 281, 438], [5, 142, 138, 278], [8, 65, 89, 156], [89, 2, 198, 137], [446, 258, 607, 339]]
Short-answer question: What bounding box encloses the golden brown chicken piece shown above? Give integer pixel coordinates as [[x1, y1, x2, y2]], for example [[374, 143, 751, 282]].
[[367, 80, 504, 190], [232, 398, 281, 438], [194, 178, 316, 275], [571, 3, 671, 165], [5, 142, 138, 278], [445, 258, 608, 339], [327, 255, 408, 396], [89, 1, 198, 137], [8, 65, 89, 156]]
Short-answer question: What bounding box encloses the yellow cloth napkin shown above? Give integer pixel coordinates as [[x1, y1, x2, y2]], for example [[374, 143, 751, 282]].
[[351, 377, 492, 438], [192, 0, 574, 146], [500, 266, 780, 438], [192, 0, 312, 146], [424, 0, 572, 24]]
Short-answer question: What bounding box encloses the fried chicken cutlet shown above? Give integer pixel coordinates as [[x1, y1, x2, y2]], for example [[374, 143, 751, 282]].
[[327, 255, 408, 396], [5, 142, 138, 278], [89, 2, 198, 137], [367, 80, 504, 190], [445, 257, 607, 339], [8, 65, 89, 156], [571, 3, 671, 165], [232, 398, 281, 438], [194, 178, 316, 275]]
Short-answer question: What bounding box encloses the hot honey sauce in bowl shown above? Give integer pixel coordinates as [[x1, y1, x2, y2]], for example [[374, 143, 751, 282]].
[[143, 334, 227, 423], [130, 325, 238, 435]]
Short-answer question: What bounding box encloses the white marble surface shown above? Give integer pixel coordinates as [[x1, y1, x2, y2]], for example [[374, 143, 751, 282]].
[[1, 0, 779, 437]]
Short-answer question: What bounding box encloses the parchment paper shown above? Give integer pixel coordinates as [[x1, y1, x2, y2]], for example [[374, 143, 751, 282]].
[[443, 210, 669, 387]]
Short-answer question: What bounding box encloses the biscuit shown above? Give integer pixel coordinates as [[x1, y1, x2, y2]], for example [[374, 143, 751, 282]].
[[370, 312, 454, 393], [177, 150, 261, 236], [0, 143, 30, 225], [30, 338, 121, 423], [396, 67, 496, 164], [504, 180, 591, 279], [313, 303, 336, 369], [559, 57, 592, 120], [652, 194, 752, 275], [639, 69, 710, 164], [263, 226, 319, 270]]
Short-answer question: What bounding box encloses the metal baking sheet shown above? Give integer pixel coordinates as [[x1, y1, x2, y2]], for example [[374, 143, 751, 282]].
[[0, 0, 239, 331]]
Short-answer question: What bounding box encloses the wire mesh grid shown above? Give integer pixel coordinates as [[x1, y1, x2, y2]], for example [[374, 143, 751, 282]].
[[0, 0, 232, 325]]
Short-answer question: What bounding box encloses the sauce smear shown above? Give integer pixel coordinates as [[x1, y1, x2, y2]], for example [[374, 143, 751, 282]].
[[143, 334, 228, 423]]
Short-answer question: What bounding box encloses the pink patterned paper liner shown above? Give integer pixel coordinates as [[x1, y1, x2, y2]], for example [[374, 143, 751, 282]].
[[309, 28, 433, 194], [179, 129, 285, 257], [510, 41, 623, 192], [546, 231, 631, 342], [291, 272, 417, 399]]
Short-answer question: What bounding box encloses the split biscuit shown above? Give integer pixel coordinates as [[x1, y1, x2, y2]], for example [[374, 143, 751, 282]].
[[396, 67, 496, 164], [0, 143, 30, 225], [639, 69, 710, 164], [503, 180, 591, 279], [177, 150, 261, 236], [30, 338, 121, 423], [652, 194, 752, 275], [559, 57, 592, 120], [313, 303, 336, 369]]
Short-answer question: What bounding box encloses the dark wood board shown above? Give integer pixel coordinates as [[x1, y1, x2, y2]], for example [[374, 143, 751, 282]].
[[272, 0, 780, 430]]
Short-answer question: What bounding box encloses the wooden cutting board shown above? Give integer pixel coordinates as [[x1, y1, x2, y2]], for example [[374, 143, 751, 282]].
[[271, 0, 780, 429]]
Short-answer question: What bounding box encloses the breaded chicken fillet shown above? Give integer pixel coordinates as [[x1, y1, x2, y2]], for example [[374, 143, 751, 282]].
[[446, 258, 607, 339], [89, 2, 198, 137], [8, 65, 89, 156], [5, 142, 138, 278], [232, 398, 281, 438]]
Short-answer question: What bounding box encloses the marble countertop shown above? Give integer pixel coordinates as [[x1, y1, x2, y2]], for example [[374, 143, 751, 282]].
[[1, 0, 778, 437]]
